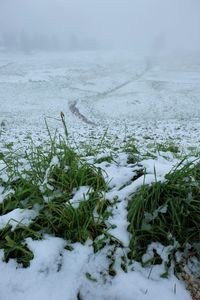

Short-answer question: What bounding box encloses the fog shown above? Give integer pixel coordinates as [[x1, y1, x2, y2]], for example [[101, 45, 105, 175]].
[[0, 0, 199, 53]]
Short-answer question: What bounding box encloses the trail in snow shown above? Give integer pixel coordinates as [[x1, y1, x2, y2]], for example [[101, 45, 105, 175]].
[[0, 62, 14, 71], [69, 62, 150, 124], [0, 50, 200, 150], [95, 62, 150, 99], [69, 101, 96, 126]]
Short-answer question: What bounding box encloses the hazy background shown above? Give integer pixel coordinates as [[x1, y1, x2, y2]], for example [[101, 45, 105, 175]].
[[0, 0, 199, 53]]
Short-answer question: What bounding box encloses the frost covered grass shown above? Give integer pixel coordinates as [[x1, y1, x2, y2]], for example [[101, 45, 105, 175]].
[[0, 118, 199, 299]]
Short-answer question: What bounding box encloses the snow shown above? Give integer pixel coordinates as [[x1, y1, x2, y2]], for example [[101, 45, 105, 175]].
[[0, 238, 92, 300], [0, 49, 198, 299], [0, 187, 15, 203], [96, 161, 135, 189], [141, 156, 178, 179], [107, 199, 130, 247], [70, 186, 93, 208], [0, 50, 200, 151], [80, 267, 190, 300], [0, 208, 38, 230], [0, 238, 191, 300], [100, 154, 179, 248]]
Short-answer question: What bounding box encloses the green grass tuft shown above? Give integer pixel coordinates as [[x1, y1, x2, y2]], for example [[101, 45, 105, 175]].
[[128, 159, 200, 267], [0, 120, 109, 267]]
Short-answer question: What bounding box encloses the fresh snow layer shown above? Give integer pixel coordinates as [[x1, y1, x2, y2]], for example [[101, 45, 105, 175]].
[[0, 152, 193, 299], [0, 208, 38, 230], [0, 50, 198, 300], [97, 161, 135, 189], [0, 50, 200, 151], [70, 186, 93, 208], [0, 237, 191, 300]]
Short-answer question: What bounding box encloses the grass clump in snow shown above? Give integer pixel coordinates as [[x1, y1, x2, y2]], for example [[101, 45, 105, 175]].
[[0, 119, 109, 267], [29, 192, 108, 243], [0, 225, 35, 267], [127, 159, 200, 270], [156, 141, 179, 154], [123, 137, 140, 164]]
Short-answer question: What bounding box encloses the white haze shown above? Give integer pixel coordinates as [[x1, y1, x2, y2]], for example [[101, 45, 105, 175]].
[[0, 0, 199, 53]]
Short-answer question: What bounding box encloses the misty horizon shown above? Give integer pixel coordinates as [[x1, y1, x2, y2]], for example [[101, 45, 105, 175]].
[[0, 0, 200, 53]]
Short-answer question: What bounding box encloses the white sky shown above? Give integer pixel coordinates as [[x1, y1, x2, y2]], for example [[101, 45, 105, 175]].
[[0, 0, 199, 51]]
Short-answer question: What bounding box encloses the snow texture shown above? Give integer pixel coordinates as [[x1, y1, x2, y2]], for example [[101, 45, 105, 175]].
[[0, 50, 198, 300]]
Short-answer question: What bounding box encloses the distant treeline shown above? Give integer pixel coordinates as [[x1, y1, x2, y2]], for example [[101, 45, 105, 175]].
[[0, 32, 99, 52]]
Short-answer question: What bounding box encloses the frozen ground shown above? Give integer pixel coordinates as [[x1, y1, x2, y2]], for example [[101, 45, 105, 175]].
[[0, 50, 200, 300], [0, 50, 200, 148]]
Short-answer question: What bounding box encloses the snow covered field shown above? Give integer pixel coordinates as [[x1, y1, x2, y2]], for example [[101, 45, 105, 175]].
[[0, 50, 200, 147], [0, 50, 200, 300]]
